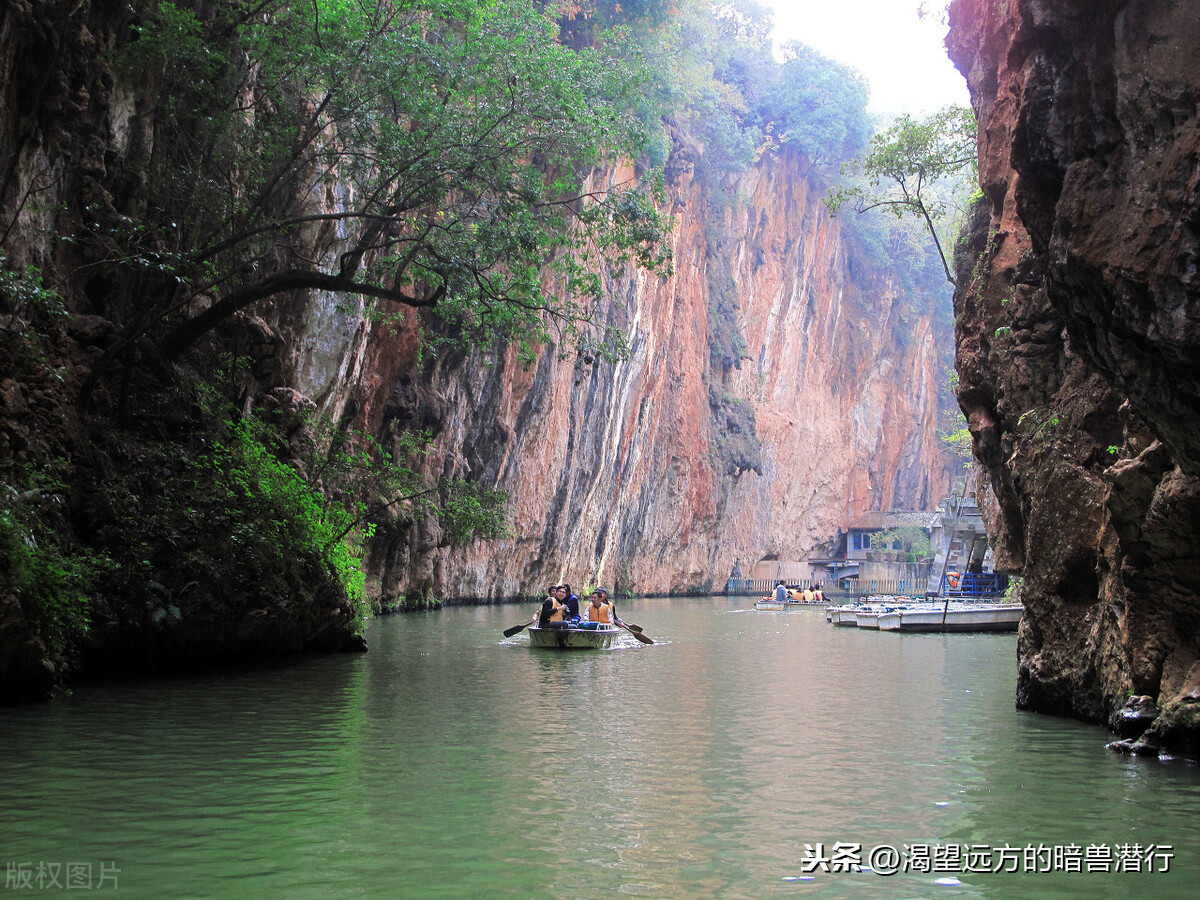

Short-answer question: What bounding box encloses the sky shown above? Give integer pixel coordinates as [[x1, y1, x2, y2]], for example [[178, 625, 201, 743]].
[[760, 0, 970, 118]]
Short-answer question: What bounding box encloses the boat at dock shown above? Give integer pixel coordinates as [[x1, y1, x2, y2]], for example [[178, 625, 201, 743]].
[[875, 604, 1022, 633], [825, 598, 1022, 633], [527, 622, 620, 649], [826, 596, 920, 626]]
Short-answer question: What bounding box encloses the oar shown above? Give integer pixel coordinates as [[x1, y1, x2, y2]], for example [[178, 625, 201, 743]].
[[503, 620, 533, 638], [617, 620, 654, 644]]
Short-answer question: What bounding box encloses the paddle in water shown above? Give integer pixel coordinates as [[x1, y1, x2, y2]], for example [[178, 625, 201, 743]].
[[617, 620, 654, 644], [503, 620, 533, 638]]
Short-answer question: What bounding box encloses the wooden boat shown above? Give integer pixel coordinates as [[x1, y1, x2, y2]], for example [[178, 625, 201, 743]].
[[875, 604, 1022, 633], [527, 621, 620, 649], [755, 591, 827, 610], [754, 598, 816, 610]]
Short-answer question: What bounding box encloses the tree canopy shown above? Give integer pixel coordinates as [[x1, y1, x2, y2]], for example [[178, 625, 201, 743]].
[[825, 105, 977, 283], [95, 0, 669, 372], [762, 42, 871, 171], [609, 0, 872, 183]]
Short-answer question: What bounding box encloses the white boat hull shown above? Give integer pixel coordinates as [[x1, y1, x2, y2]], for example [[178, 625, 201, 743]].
[[855, 611, 883, 629], [528, 623, 619, 649], [876, 605, 1023, 633], [755, 599, 819, 611], [829, 606, 862, 625]]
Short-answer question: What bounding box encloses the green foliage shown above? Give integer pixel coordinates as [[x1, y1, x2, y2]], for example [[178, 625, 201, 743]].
[[708, 386, 763, 476], [105, 0, 670, 362], [827, 106, 978, 283], [374, 593, 442, 614], [0, 480, 113, 672], [1015, 409, 1062, 445], [620, 1, 870, 186], [937, 365, 973, 465], [1003, 575, 1022, 604], [613, 561, 635, 599], [211, 418, 368, 608], [437, 479, 510, 545], [293, 415, 509, 548], [869, 526, 932, 560], [706, 255, 746, 370], [762, 42, 870, 168], [0, 258, 68, 335], [939, 425, 974, 458]]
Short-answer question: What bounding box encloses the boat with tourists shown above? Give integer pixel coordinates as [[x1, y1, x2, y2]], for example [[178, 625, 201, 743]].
[[501, 584, 654, 647], [526, 621, 621, 649], [754, 597, 818, 610]]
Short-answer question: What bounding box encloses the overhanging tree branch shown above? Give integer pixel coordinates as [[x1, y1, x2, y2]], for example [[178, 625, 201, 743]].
[[161, 270, 445, 359]]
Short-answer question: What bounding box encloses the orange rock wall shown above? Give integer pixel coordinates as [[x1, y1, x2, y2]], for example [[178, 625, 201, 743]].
[[284, 144, 959, 599]]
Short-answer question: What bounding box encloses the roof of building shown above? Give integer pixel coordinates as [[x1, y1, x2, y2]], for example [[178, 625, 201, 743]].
[[845, 510, 943, 531]]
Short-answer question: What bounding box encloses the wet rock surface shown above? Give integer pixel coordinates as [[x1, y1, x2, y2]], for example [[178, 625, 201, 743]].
[[949, 0, 1200, 756]]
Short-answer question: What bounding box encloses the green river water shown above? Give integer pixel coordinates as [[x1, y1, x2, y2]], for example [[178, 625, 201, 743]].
[[2, 597, 1198, 899]]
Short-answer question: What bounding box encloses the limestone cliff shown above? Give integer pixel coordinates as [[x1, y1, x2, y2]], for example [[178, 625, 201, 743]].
[[0, 0, 958, 697], [279, 142, 959, 600], [948, 0, 1200, 755]]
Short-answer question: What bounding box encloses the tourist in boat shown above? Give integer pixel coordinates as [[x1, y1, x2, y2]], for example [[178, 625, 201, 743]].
[[538, 587, 567, 627], [813, 584, 825, 604], [801, 584, 815, 603], [584, 588, 614, 623], [774, 580, 787, 603], [558, 583, 581, 620]]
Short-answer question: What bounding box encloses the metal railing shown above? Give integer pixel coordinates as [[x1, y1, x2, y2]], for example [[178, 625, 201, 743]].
[[726, 579, 827, 595], [940, 572, 1009, 598]]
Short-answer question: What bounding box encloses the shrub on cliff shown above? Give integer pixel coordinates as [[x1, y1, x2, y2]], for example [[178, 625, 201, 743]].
[[69, 407, 371, 669], [0, 488, 112, 682]]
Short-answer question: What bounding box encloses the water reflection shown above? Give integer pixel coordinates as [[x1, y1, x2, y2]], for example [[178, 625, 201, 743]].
[[0, 599, 1196, 898]]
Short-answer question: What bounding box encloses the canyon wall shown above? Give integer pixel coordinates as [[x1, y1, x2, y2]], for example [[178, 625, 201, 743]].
[[267, 138, 959, 602], [0, 1, 957, 695], [948, 0, 1200, 755]]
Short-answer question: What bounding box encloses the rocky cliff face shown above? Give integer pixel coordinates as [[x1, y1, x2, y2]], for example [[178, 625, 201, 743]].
[[948, 0, 1200, 755], [0, 0, 958, 696], [277, 141, 958, 601]]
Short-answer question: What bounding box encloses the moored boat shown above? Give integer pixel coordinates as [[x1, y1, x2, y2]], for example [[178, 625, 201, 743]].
[[527, 622, 620, 649], [855, 609, 885, 629], [875, 604, 1022, 633], [827, 604, 866, 625], [826, 598, 955, 627]]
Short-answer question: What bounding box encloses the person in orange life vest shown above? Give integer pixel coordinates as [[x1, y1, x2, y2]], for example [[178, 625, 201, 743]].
[[585, 588, 613, 623], [538, 586, 567, 626], [556, 583, 580, 620]]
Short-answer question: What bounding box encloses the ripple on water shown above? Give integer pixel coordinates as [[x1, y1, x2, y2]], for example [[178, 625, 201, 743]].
[[0, 603, 1197, 899]]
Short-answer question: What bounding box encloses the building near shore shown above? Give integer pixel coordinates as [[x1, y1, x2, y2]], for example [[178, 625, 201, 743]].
[[729, 494, 1006, 597]]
